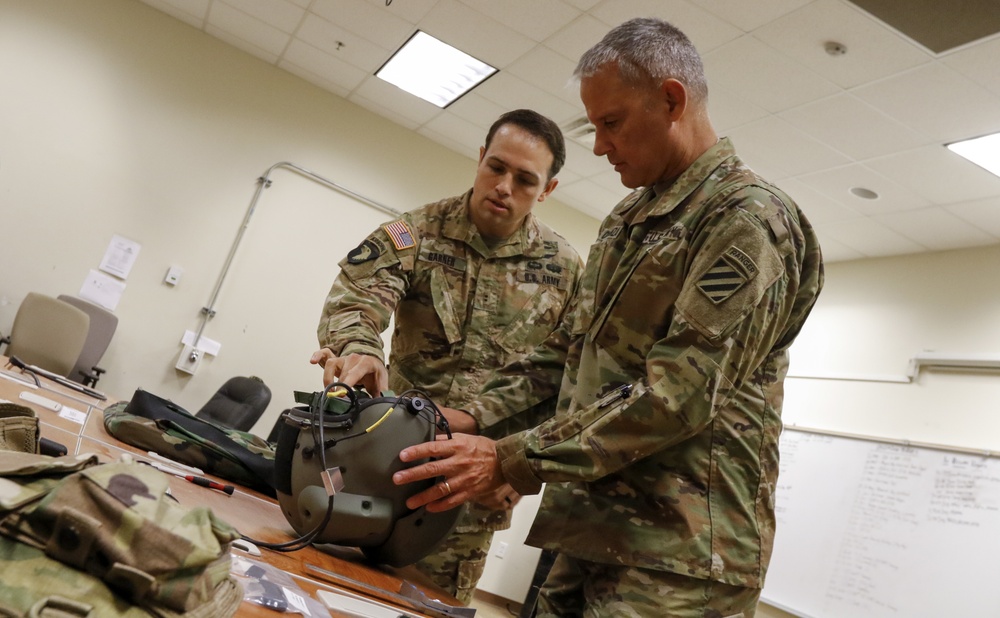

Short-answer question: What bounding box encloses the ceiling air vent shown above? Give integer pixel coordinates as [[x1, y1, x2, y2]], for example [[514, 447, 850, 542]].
[[562, 117, 596, 148]]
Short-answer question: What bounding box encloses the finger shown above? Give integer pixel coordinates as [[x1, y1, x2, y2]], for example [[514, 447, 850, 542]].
[[392, 458, 448, 486], [398, 440, 452, 465]]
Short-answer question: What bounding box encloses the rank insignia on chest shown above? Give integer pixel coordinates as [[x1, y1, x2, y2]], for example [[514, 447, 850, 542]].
[[696, 245, 758, 304], [347, 239, 382, 264], [383, 220, 415, 250]]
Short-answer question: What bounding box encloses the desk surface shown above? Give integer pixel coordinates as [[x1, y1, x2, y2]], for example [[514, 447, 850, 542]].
[[0, 359, 461, 617]]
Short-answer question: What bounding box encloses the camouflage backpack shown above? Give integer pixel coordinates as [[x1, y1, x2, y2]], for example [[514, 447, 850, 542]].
[[103, 389, 276, 496], [0, 450, 242, 617]]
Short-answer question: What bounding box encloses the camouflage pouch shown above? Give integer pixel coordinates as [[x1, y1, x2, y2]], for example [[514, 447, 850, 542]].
[[103, 388, 276, 496], [0, 451, 242, 617], [0, 404, 39, 454]]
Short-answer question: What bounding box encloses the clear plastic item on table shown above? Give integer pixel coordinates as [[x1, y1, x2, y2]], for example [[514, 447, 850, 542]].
[[231, 553, 331, 616]]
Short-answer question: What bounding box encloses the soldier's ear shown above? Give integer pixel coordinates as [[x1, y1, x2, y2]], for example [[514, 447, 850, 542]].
[[537, 178, 558, 202]]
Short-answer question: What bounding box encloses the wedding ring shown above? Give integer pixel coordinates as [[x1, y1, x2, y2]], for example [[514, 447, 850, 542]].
[[442, 480, 452, 495]]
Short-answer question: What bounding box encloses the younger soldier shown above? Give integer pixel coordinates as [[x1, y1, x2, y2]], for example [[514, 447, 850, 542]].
[[310, 109, 583, 604]]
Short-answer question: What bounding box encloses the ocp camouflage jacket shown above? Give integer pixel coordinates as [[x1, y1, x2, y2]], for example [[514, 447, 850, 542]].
[[318, 191, 583, 530], [471, 138, 825, 587]]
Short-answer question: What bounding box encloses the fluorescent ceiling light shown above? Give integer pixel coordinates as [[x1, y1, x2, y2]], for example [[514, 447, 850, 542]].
[[376, 31, 496, 108], [947, 131, 1000, 178]]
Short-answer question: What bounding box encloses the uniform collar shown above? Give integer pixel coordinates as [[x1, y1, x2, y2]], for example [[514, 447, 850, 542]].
[[615, 137, 737, 225], [443, 189, 549, 258]]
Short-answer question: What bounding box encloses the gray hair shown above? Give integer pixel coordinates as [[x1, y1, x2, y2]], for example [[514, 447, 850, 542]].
[[574, 17, 709, 105]]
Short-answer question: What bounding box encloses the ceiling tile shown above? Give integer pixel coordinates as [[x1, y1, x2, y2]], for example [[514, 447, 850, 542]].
[[944, 196, 1000, 238], [346, 91, 423, 130], [590, 0, 743, 52], [852, 61, 1000, 143], [704, 35, 840, 113], [865, 144, 1000, 205], [295, 13, 389, 72], [874, 206, 998, 251], [562, 0, 601, 10], [708, 86, 770, 134], [350, 75, 442, 126], [419, 113, 484, 158], [796, 163, 931, 215], [417, 0, 535, 67], [543, 14, 613, 63], [779, 93, 929, 160], [728, 116, 852, 177], [564, 140, 611, 177], [281, 39, 368, 91], [812, 236, 866, 262], [207, 2, 290, 55], [944, 35, 1000, 98], [205, 25, 280, 63], [553, 178, 628, 219], [455, 0, 580, 43], [218, 0, 304, 34], [819, 217, 927, 258], [779, 177, 865, 225], [363, 0, 438, 24], [752, 0, 931, 89], [445, 93, 507, 132], [141, 0, 209, 25], [472, 72, 582, 126], [689, 0, 812, 32], [310, 0, 414, 51], [506, 45, 579, 105]]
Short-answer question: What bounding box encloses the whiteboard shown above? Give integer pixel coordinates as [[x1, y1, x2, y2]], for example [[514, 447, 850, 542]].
[[761, 428, 1000, 617]]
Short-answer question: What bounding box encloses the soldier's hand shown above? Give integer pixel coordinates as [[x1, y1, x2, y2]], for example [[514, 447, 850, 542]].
[[440, 406, 478, 434], [393, 434, 505, 512], [309, 349, 388, 396]]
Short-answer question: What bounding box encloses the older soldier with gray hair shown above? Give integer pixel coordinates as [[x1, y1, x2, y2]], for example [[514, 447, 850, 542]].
[[391, 18, 824, 617], [310, 109, 583, 604]]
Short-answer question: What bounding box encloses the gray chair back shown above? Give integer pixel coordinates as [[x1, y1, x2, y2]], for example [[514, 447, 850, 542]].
[[5, 293, 90, 377], [196, 376, 272, 432], [57, 295, 118, 386]]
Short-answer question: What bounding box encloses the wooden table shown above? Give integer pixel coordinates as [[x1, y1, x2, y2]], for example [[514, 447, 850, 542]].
[[0, 359, 462, 617]]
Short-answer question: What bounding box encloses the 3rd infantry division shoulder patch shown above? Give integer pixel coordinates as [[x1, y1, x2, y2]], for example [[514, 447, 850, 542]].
[[696, 245, 758, 304]]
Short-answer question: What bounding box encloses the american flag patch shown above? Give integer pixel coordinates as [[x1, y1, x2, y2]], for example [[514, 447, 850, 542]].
[[696, 246, 757, 305], [383, 220, 415, 250]]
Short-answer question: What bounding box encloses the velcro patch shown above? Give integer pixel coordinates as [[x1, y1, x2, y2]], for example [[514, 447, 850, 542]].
[[696, 246, 758, 305], [383, 220, 415, 250], [347, 239, 383, 264]]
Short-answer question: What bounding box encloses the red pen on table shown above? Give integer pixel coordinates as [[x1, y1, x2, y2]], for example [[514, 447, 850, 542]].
[[184, 475, 236, 495]]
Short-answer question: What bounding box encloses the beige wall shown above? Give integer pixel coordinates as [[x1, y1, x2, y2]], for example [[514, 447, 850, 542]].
[[0, 0, 600, 436], [5, 1, 999, 614]]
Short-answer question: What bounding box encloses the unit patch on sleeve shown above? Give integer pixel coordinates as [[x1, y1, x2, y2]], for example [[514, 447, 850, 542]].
[[347, 239, 383, 264], [383, 220, 415, 250], [695, 245, 759, 305]]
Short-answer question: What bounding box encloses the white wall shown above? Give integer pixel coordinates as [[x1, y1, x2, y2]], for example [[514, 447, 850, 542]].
[[784, 244, 1000, 452]]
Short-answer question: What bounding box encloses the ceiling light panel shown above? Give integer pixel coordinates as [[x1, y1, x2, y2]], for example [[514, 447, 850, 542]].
[[376, 30, 497, 108]]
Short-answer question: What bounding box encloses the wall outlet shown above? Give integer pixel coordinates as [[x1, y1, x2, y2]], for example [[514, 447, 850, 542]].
[[175, 344, 202, 375], [494, 541, 508, 559]]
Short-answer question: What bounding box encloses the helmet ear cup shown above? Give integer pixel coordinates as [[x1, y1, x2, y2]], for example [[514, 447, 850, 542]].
[[274, 396, 463, 567]]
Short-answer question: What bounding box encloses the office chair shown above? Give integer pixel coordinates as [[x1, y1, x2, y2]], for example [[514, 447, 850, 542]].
[[0, 293, 90, 377], [57, 294, 118, 388], [195, 375, 271, 432]]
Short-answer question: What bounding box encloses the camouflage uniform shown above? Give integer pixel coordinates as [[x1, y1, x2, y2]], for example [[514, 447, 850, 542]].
[[468, 138, 824, 613], [318, 190, 582, 603]]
